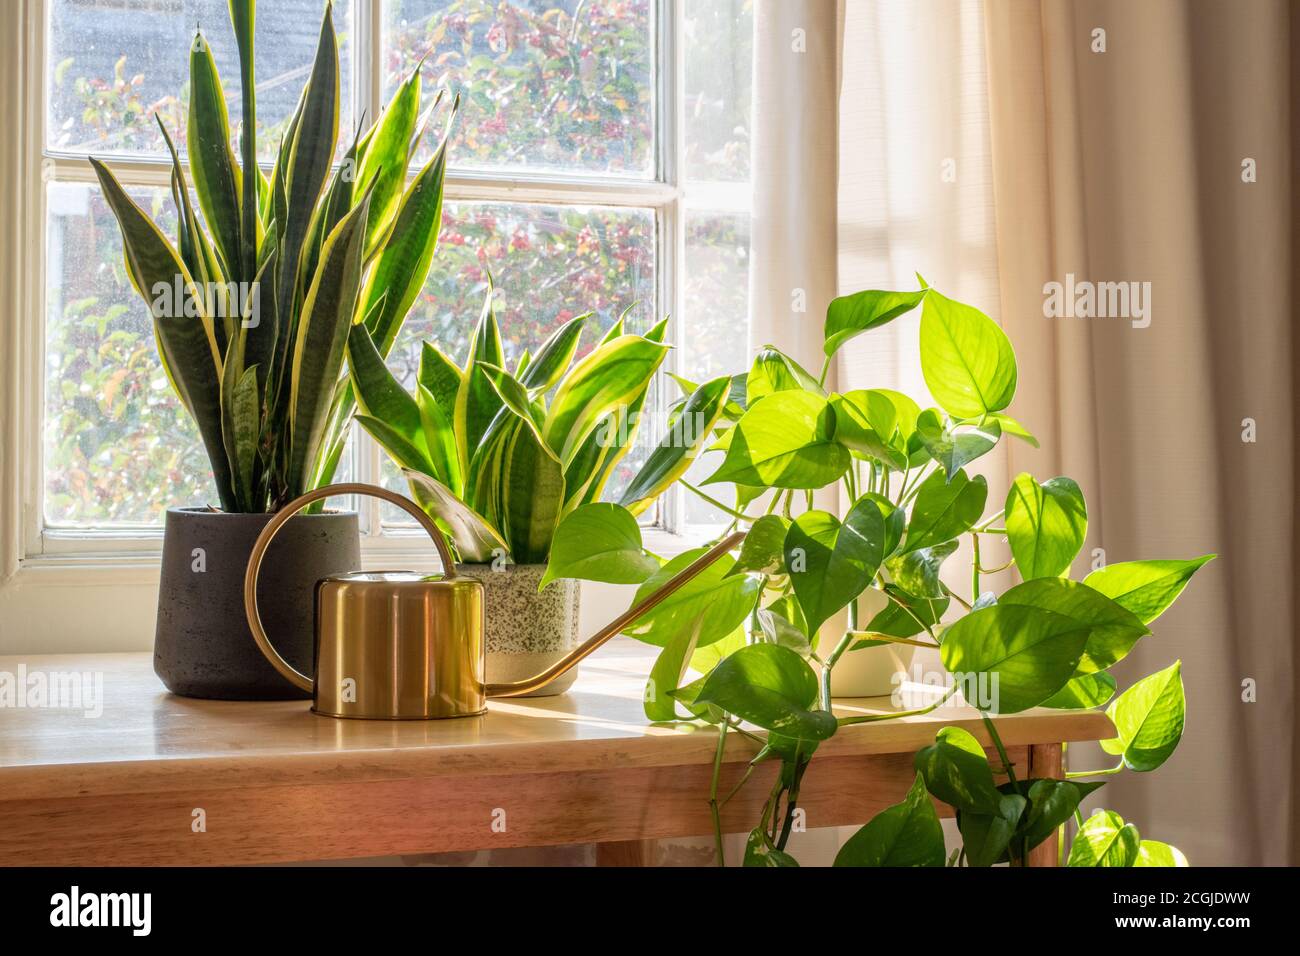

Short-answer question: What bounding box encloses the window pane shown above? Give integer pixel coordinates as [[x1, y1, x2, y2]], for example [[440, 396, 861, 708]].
[[44, 181, 210, 526], [382, 0, 654, 176], [47, 0, 354, 162], [680, 0, 753, 528], [682, 0, 752, 184], [380, 200, 658, 526]]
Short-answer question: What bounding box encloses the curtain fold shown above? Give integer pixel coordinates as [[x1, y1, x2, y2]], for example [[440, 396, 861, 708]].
[[983, 0, 1297, 865]]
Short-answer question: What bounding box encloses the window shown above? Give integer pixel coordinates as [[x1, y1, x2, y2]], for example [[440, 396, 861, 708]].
[[31, 0, 753, 558]]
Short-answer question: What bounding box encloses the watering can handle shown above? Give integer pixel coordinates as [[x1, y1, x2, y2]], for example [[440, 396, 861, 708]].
[[243, 482, 459, 694], [486, 529, 748, 698]]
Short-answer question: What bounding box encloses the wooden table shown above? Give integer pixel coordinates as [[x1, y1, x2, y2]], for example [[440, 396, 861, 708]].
[[0, 641, 1112, 866]]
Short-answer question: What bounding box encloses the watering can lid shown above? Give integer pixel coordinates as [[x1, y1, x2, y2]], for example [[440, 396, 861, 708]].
[[320, 570, 471, 586]]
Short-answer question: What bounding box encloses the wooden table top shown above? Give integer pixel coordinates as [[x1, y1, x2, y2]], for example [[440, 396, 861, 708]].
[[0, 640, 1113, 802]]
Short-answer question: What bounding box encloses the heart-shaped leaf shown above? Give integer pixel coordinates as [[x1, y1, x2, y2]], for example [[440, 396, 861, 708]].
[[866, 585, 949, 638], [999, 578, 1149, 673], [914, 726, 1003, 814], [1017, 778, 1106, 852], [834, 774, 945, 867], [959, 793, 1027, 867], [916, 409, 1001, 479], [1041, 671, 1117, 709], [706, 391, 850, 490], [1004, 474, 1088, 579], [885, 540, 959, 599], [919, 288, 1017, 418], [1101, 661, 1185, 772], [728, 514, 790, 577], [756, 607, 813, 658], [1083, 555, 1215, 625], [904, 469, 988, 552], [746, 346, 824, 403], [1134, 840, 1188, 867], [785, 498, 885, 635], [1068, 810, 1140, 867], [824, 288, 928, 356], [939, 604, 1090, 713], [830, 391, 908, 470], [694, 643, 837, 741], [622, 547, 761, 649], [541, 502, 660, 589]]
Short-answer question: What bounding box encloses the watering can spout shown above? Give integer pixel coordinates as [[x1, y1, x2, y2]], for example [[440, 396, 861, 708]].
[[486, 531, 746, 698], [243, 483, 746, 719]]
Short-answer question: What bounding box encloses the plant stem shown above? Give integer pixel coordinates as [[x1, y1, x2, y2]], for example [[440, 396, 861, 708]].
[[837, 683, 958, 725], [971, 532, 981, 604], [941, 583, 973, 612], [980, 713, 1024, 865], [776, 752, 810, 850], [681, 480, 749, 519], [884, 588, 939, 642], [1065, 762, 1125, 779], [820, 629, 856, 710], [846, 630, 939, 649], [709, 719, 730, 867]]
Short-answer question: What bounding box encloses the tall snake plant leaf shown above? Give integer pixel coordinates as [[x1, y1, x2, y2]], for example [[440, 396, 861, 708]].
[[418, 341, 463, 416], [353, 66, 421, 258], [619, 374, 731, 516], [89, 159, 236, 511], [403, 469, 508, 563], [520, 314, 589, 391], [359, 117, 452, 356], [287, 187, 372, 493], [416, 384, 461, 492], [347, 322, 429, 459], [542, 330, 671, 467], [156, 115, 232, 350], [276, 1, 339, 331], [221, 347, 261, 513], [498, 417, 567, 564], [453, 287, 508, 477], [560, 318, 668, 508], [228, 0, 258, 281], [187, 30, 243, 283]]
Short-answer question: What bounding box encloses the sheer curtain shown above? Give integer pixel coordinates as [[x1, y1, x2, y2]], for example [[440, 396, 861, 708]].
[[839, 0, 1297, 866], [982, 0, 1297, 866]]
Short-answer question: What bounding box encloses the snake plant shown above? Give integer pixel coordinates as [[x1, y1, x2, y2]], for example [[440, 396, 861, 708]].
[[348, 288, 712, 565], [90, 0, 453, 512]]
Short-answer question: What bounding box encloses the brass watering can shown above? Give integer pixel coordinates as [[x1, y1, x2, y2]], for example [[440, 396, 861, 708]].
[[243, 483, 744, 720]]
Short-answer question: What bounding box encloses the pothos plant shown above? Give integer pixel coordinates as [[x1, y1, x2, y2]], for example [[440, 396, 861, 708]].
[[542, 278, 1213, 867]]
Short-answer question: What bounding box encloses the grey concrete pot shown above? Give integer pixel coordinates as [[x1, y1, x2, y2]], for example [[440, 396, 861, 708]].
[[154, 507, 360, 700], [454, 563, 581, 697]]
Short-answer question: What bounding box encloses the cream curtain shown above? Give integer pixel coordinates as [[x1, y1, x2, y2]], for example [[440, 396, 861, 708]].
[[981, 0, 1297, 866], [836, 0, 1297, 865]]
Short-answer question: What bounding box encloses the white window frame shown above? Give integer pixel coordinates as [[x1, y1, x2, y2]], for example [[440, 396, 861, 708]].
[[0, 0, 749, 650]]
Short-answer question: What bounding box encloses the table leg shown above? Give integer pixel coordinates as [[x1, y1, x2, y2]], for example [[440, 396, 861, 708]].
[[595, 839, 658, 866], [1026, 742, 1063, 867]]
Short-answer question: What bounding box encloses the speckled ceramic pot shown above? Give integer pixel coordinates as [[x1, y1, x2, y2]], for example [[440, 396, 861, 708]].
[[454, 563, 581, 697], [154, 507, 360, 700]]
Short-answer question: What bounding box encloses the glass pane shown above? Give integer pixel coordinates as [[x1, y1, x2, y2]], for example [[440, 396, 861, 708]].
[[680, 211, 749, 526], [382, 0, 654, 176], [43, 181, 210, 526], [380, 200, 658, 526], [47, 0, 353, 162], [680, 0, 753, 528], [682, 0, 753, 184]]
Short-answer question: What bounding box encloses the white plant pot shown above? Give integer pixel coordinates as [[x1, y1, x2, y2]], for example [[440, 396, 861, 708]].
[[821, 588, 916, 699], [454, 563, 581, 697]]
